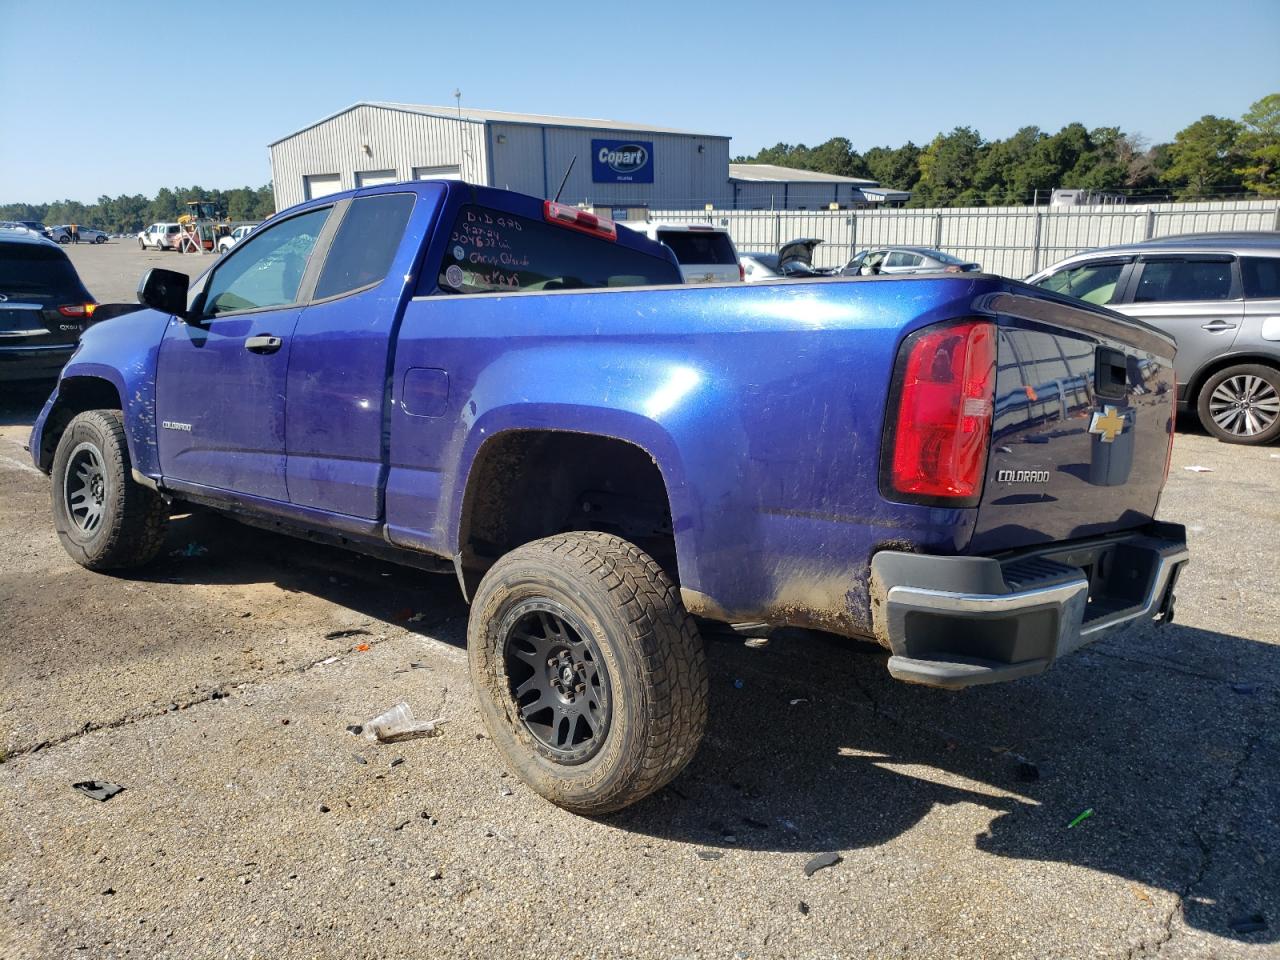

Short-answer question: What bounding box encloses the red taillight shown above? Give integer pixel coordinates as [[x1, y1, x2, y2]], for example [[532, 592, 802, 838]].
[[739, 263, 745, 282], [882, 320, 996, 505], [58, 303, 97, 318], [543, 200, 617, 241]]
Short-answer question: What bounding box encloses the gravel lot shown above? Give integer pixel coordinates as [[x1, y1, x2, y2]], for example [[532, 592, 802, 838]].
[[1, 243, 1277, 959]]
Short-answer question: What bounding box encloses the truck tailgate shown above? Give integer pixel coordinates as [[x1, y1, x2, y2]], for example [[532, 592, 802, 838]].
[[969, 292, 1177, 554]]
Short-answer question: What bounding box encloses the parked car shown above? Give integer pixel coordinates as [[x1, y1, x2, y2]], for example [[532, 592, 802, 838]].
[[217, 224, 256, 254], [138, 223, 181, 251], [841, 246, 982, 276], [624, 222, 742, 283], [0, 225, 98, 382], [16, 220, 50, 237], [48, 225, 108, 244], [30, 181, 1186, 815], [740, 238, 832, 282], [1026, 235, 1280, 444]]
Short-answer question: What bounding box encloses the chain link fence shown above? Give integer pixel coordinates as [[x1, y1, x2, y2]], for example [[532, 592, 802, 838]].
[[639, 200, 1280, 279]]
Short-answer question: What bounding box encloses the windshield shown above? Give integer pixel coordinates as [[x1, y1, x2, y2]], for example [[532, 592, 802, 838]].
[[656, 230, 737, 265]]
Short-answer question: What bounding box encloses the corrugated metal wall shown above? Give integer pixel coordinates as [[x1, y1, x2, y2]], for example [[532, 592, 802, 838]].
[[730, 180, 869, 210], [490, 123, 733, 209], [269, 105, 488, 210], [647, 200, 1280, 278]]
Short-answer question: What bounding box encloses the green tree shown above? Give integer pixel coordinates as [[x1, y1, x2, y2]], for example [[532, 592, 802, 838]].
[[1236, 93, 1280, 196], [864, 143, 921, 191], [1161, 115, 1244, 198], [911, 127, 984, 207]]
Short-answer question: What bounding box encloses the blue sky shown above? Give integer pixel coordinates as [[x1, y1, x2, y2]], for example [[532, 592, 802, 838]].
[[1, 0, 1277, 203]]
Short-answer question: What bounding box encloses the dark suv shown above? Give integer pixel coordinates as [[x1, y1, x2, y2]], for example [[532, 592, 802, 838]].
[[1028, 234, 1280, 445], [0, 226, 98, 382]]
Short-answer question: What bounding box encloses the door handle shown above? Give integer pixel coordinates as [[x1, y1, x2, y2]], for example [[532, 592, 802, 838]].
[[244, 335, 283, 354], [1201, 321, 1237, 332]]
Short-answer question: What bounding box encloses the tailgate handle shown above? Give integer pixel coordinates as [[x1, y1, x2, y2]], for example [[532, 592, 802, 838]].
[[244, 335, 283, 354], [1201, 320, 1237, 332], [1094, 347, 1127, 398]]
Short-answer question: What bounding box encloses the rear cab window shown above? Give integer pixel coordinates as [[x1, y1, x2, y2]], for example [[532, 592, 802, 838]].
[[434, 204, 681, 295], [314, 193, 415, 300], [655, 230, 737, 265]]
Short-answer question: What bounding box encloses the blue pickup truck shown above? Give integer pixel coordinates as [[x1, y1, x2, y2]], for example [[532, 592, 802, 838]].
[[30, 180, 1188, 813]]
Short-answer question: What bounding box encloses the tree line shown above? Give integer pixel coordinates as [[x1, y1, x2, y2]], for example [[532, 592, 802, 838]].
[[735, 94, 1279, 207], [0, 184, 276, 233]]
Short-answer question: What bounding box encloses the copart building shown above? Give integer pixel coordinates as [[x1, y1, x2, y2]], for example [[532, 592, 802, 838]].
[[268, 102, 907, 216]]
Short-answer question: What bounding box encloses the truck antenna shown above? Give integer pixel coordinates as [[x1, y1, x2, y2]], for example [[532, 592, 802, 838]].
[[553, 155, 577, 203]]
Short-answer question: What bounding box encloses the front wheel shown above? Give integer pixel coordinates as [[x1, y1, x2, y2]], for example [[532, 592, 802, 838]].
[[468, 532, 708, 815], [51, 409, 169, 569], [95, 235, 106, 244], [1197, 364, 1280, 444]]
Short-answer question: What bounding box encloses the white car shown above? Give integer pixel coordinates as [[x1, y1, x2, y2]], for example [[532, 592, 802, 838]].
[[624, 223, 741, 283], [48, 225, 108, 244], [138, 223, 181, 251], [217, 224, 256, 254]]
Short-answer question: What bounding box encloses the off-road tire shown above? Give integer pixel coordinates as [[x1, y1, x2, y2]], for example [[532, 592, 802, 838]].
[[51, 409, 168, 569], [1196, 363, 1280, 445], [468, 532, 708, 815]]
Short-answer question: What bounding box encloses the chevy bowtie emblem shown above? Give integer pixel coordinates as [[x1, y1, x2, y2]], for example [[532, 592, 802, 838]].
[[1089, 405, 1127, 443]]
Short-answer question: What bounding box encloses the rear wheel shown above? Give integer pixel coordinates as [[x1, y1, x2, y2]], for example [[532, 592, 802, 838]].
[[51, 410, 169, 569], [468, 532, 707, 815], [1197, 364, 1280, 445]]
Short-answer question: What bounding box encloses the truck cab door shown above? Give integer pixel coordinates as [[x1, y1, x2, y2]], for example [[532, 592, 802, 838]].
[[155, 205, 335, 501], [284, 189, 438, 519]]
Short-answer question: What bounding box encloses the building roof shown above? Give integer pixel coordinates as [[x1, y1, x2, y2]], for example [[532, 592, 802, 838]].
[[270, 102, 729, 147], [729, 163, 878, 186]]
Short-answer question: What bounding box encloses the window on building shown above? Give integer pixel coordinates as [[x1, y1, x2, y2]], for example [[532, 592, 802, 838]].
[[314, 193, 415, 300], [433, 204, 682, 295]]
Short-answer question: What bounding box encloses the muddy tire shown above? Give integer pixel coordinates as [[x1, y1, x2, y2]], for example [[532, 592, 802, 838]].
[[51, 409, 168, 569], [468, 532, 707, 815]]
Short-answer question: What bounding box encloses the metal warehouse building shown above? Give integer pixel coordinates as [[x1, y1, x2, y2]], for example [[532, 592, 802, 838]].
[[268, 102, 908, 213], [268, 102, 734, 213]]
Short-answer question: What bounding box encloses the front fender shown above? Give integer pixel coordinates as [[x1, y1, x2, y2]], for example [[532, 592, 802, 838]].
[[30, 308, 170, 477]]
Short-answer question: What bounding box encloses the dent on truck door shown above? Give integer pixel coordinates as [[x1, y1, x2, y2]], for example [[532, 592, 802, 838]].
[[154, 206, 333, 500]]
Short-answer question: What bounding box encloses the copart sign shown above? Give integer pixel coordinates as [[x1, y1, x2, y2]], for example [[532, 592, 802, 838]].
[[591, 139, 654, 184]]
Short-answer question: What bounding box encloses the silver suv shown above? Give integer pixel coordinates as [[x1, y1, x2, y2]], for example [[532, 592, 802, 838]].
[[1027, 233, 1280, 444]]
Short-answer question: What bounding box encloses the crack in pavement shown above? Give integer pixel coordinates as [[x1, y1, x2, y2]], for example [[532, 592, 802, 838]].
[[0, 623, 458, 765], [1127, 727, 1263, 959]]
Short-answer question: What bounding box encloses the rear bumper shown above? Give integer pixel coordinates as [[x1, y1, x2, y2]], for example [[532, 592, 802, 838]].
[[0, 343, 75, 382], [870, 523, 1188, 690]]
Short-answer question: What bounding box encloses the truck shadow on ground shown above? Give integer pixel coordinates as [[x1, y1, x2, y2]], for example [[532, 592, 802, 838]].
[[35, 452, 1274, 947], [611, 626, 1277, 944]]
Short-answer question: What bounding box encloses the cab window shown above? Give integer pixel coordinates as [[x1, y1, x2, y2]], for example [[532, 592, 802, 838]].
[[433, 204, 681, 295], [1036, 261, 1125, 305], [314, 193, 415, 300], [203, 207, 330, 316]]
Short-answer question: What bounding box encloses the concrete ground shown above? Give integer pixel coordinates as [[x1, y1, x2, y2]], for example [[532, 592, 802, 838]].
[[0, 242, 1277, 959]]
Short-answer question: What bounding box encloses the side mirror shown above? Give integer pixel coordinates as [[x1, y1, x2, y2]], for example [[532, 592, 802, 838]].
[[137, 268, 191, 319]]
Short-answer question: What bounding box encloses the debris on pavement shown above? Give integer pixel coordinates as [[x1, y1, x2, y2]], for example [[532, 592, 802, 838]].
[[696, 850, 723, 861], [1229, 913, 1267, 934], [798, 901, 810, 915], [354, 642, 371, 652], [1231, 682, 1257, 695], [1067, 808, 1094, 829], [733, 678, 744, 689], [1183, 465, 1214, 473], [389, 757, 405, 768], [789, 697, 810, 706], [170, 542, 208, 558], [1129, 883, 1153, 906], [352, 754, 367, 765], [318, 804, 330, 813], [324, 628, 370, 641], [72, 781, 124, 802], [366, 701, 448, 743], [345, 724, 363, 736], [803, 852, 842, 877]]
